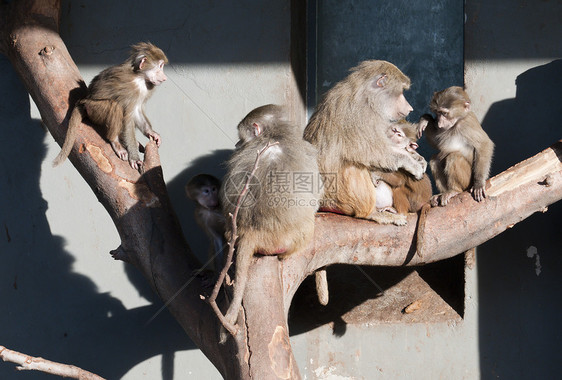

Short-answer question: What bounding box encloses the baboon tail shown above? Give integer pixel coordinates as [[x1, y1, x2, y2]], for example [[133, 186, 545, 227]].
[[224, 239, 254, 325], [53, 103, 83, 167]]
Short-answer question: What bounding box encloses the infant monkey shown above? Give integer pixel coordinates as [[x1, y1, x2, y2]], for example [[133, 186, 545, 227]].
[[186, 174, 226, 271], [53, 42, 168, 170], [419, 86, 494, 206], [373, 122, 432, 214]]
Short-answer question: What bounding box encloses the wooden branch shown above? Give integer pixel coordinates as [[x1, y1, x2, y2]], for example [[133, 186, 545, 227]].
[[242, 257, 300, 379], [282, 141, 562, 304], [0, 346, 105, 380]]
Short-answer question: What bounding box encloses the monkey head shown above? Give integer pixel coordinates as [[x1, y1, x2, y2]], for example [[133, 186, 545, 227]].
[[131, 42, 169, 87], [430, 86, 471, 130], [186, 174, 221, 210], [235, 104, 289, 147], [389, 122, 419, 153], [351, 60, 413, 121]]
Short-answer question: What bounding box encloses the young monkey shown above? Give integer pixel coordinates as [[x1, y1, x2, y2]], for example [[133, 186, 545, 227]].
[[373, 122, 432, 214], [53, 42, 168, 170], [418, 86, 494, 206], [186, 174, 226, 271]]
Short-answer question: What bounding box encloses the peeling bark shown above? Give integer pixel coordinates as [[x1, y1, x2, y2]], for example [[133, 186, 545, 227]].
[[2, 1, 561, 379]]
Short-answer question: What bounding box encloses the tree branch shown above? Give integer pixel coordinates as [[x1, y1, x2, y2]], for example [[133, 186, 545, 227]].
[[0, 345, 105, 380], [282, 141, 562, 304]]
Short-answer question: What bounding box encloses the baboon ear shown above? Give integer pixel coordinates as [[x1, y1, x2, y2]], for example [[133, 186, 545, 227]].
[[252, 122, 262, 137], [373, 74, 388, 88], [464, 101, 471, 111], [134, 55, 147, 70]]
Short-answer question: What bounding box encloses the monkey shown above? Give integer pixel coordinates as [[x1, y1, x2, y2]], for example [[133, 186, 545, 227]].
[[372, 124, 413, 213], [186, 174, 226, 271], [53, 42, 168, 170], [303, 60, 427, 226], [418, 86, 494, 206], [232, 104, 331, 306], [372, 122, 432, 214], [220, 104, 322, 325]]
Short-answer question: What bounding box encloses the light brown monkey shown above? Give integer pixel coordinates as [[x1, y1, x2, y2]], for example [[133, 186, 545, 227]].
[[304, 60, 427, 226], [221, 104, 322, 325], [372, 124, 413, 213], [373, 122, 432, 214], [418, 86, 494, 206], [186, 174, 226, 271], [53, 42, 168, 170]]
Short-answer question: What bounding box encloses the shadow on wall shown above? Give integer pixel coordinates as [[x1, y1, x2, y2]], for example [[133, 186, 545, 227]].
[[477, 60, 562, 379], [0, 57, 193, 380], [483, 59, 562, 172]]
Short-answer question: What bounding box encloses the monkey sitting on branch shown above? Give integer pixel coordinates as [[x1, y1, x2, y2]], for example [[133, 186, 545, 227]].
[[372, 121, 432, 214], [418, 86, 495, 206], [185, 174, 226, 271], [304, 60, 427, 226], [53, 42, 168, 171], [208, 104, 322, 335]]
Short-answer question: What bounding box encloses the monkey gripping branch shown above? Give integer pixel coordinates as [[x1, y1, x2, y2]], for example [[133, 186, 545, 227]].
[[1, 1, 562, 379]]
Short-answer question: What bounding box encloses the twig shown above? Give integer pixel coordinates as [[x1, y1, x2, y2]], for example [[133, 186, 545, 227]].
[[207, 141, 279, 336], [0, 345, 105, 380]]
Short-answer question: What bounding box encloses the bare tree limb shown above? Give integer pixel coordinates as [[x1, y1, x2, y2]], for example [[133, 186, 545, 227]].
[[0, 345, 105, 380]]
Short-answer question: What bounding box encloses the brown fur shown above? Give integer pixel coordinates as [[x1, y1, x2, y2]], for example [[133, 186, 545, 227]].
[[221, 104, 322, 324], [304, 60, 426, 225], [186, 174, 226, 271], [53, 42, 168, 170], [377, 171, 432, 213], [422, 86, 494, 206]]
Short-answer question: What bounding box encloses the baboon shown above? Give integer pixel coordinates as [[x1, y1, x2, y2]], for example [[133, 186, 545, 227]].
[[418, 86, 494, 206], [372, 122, 432, 214], [221, 104, 322, 326], [53, 42, 168, 170], [304, 60, 426, 226], [186, 174, 226, 271]]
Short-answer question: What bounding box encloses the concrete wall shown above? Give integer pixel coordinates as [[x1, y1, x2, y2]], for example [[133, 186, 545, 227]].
[[0, 1, 560, 379]]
